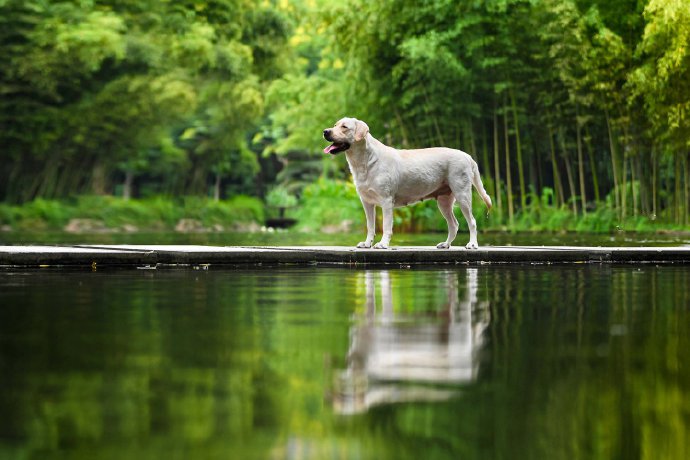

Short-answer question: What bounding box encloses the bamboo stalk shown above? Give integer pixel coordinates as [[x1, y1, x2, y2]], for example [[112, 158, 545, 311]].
[[584, 125, 600, 202], [481, 121, 491, 196], [559, 126, 578, 216], [509, 88, 526, 209], [394, 109, 409, 148], [575, 105, 587, 215], [652, 149, 657, 219], [631, 157, 638, 217], [493, 107, 502, 212], [503, 96, 514, 226], [677, 154, 684, 223], [605, 110, 621, 219], [685, 153, 689, 225], [547, 117, 564, 207]]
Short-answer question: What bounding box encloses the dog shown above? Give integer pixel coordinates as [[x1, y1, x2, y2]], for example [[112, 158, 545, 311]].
[[323, 117, 492, 249]]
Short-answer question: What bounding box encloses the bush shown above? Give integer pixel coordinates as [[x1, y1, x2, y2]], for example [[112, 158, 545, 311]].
[[265, 186, 298, 208], [16, 199, 73, 229], [294, 178, 364, 231], [0, 196, 266, 232], [73, 195, 180, 228], [0, 204, 17, 226], [187, 196, 264, 226]]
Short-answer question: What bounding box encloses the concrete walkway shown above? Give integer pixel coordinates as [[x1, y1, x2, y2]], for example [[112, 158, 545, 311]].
[[1, 245, 690, 267]]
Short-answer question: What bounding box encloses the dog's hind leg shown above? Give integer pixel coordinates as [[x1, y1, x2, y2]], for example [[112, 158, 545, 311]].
[[449, 178, 479, 249], [458, 196, 478, 249], [436, 194, 458, 249]]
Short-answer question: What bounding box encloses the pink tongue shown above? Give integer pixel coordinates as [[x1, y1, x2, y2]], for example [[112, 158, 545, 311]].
[[324, 144, 337, 154]]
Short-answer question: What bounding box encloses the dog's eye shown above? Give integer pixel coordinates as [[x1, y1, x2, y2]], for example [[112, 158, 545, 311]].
[[341, 125, 349, 130]]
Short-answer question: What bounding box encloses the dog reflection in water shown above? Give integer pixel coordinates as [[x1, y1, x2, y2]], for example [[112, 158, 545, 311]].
[[332, 269, 490, 415]]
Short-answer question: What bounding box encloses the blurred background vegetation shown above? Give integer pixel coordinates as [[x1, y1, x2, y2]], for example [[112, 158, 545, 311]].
[[1, 0, 689, 234]]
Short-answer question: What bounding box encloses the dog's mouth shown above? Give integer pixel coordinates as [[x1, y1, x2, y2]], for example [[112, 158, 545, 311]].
[[323, 142, 350, 155]]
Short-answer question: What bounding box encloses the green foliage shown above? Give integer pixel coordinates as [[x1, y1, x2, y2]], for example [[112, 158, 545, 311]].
[[184, 195, 265, 226], [261, 0, 690, 230], [0, 0, 291, 202], [0, 196, 264, 231], [14, 199, 74, 230], [74, 195, 179, 228], [293, 178, 364, 231], [2, 0, 690, 232], [290, 179, 676, 235], [629, 0, 690, 149], [265, 186, 298, 208]]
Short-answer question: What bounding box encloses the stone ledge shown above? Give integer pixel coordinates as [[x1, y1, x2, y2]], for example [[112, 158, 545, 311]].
[[1, 245, 690, 267]]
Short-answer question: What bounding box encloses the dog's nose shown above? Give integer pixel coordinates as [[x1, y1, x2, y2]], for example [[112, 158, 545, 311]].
[[323, 129, 330, 138]]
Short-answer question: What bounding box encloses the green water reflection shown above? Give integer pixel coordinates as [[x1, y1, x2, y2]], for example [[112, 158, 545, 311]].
[[1, 266, 688, 459], [2, 230, 690, 247]]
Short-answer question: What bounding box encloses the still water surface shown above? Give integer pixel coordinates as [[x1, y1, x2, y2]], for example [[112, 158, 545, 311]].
[[1, 265, 689, 459], [2, 229, 690, 247]]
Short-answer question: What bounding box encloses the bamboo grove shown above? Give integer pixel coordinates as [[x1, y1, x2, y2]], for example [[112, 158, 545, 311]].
[[2, 0, 689, 227]]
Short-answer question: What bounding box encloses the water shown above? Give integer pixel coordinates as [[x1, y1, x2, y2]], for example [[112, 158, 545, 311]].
[[2, 229, 690, 247], [1, 265, 689, 459]]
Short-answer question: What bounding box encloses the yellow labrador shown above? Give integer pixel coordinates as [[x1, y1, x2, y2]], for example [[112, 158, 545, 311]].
[[323, 117, 492, 249]]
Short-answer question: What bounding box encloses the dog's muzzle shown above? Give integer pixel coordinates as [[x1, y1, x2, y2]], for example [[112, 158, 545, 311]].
[[323, 129, 350, 155]]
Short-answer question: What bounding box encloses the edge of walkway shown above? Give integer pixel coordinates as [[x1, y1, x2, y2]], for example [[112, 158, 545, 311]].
[[2, 245, 690, 267]]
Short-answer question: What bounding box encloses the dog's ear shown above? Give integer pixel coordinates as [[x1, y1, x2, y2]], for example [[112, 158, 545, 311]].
[[354, 119, 369, 142]]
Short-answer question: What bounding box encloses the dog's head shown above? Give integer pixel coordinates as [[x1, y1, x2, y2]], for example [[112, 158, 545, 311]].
[[323, 118, 369, 154]]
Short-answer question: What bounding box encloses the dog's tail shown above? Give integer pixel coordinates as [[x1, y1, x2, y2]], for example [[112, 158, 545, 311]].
[[472, 160, 492, 210]]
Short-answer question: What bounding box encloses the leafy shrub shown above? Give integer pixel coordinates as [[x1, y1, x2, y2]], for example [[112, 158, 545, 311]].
[[294, 178, 364, 231], [74, 195, 179, 228], [265, 186, 298, 208], [17, 199, 73, 229], [0, 204, 17, 226], [182, 196, 264, 226]]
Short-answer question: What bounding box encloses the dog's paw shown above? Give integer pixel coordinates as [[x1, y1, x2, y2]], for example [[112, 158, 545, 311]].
[[465, 242, 479, 250], [373, 242, 389, 249], [356, 241, 372, 249], [436, 242, 451, 249]]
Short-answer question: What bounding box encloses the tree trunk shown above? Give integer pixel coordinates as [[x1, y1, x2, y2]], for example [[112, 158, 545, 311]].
[[123, 170, 134, 201], [394, 109, 410, 148], [493, 107, 502, 213], [675, 154, 683, 224], [619, 154, 627, 220], [423, 88, 444, 146], [481, 122, 491, 194], [584, 125, 600, 203], [92, 160, 107, 195], [503, 96, 514, 226], [559, 126, 577, 216], [35, 154, 60, 199], [631, 157, 638, 218], [685, 153, 689, 225], [575, 106, 587, 215], [467, 119, 477, 156], [605, 110, 621, 219], [213, 172, 222, 202], [652, 149, 657, 219], [548, 124, 564, 207], [510, 88, 526, 209], [563, 154, 578, 216], [620, 117, 631, 221]]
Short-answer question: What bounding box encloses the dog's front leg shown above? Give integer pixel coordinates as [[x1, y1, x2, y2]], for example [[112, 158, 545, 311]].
[[357, 200, 376, 248], [374, 202, 393, 249]]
